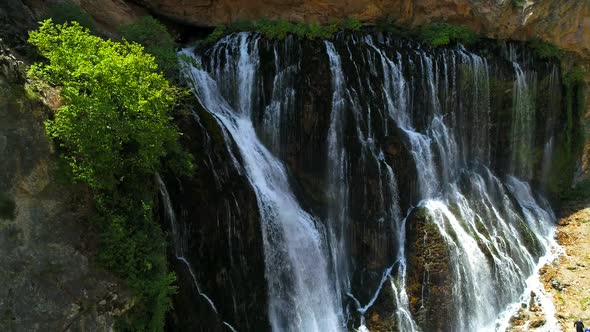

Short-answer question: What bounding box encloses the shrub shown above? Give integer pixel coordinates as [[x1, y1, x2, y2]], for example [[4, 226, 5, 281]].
[[198, 25, 227, 46], [563, 66, 586, 88], [339, 17, 362, 31], [28, 20, 182, 191], [198, 19, 341, 45], [527, 38, 561, 59], [119, 16, 178, 79], [28, 20, 191, 331], [419, 23, 478, 47], [46, 1, 95, 31]]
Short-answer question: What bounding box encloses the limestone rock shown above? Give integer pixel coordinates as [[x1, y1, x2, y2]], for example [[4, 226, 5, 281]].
[[115, 0, 590, 59], [405, 207, 454, 331], [0, 41, 131, 331]]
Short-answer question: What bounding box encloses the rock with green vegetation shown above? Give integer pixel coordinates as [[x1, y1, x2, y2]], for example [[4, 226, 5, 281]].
[[0, 38, 132, 331], [527, 38, 562, 59], [28, 20, 185, 191], [27, 20, 192, 331], [405, 207, 454, 331], [419, 23, 478, 47], [198, 19, 351, 46]]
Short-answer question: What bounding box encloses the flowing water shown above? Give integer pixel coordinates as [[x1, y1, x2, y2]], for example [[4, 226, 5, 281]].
[[177, 33, 561, 331]]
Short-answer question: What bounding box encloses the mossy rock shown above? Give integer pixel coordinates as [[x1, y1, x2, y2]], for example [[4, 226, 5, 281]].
[[404, 207, 454, 331]]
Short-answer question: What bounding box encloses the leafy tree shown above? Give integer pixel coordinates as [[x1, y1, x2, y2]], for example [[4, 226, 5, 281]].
[[339, 17, 362, 31], [419, 23, 478, 47], [28, 20, 190, 331], [119, 16, 179, 79], [28, 19, 181, 191]]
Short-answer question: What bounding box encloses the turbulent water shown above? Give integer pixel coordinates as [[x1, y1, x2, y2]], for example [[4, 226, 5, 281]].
[[177, 32, 562, 331]]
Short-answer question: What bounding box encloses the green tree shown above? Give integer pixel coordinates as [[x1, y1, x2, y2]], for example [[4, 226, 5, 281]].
[[28, 20, 188, 331], [119, 16, 179, 79], [419, 23, 478, 47], [29, 19, 181, 190]]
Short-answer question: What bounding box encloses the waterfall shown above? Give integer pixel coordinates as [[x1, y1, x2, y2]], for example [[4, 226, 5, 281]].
[[156, 173, 237, 329], [180, 33, 342, 332], [177, 32, 561, 332], [510, 63, 537, 179]]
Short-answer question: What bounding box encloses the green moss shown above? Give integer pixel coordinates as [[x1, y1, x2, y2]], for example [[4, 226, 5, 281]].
[[419, 23, 478, 48], [0, 192, 16, 220], [548, 66, 585, 198], [563, 66, 586, 87], [527, 38, 562, 59]]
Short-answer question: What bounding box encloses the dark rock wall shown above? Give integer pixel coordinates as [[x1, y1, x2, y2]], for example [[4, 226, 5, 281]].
[[0, 41, 131, 332], [162, 100, 269, 332]]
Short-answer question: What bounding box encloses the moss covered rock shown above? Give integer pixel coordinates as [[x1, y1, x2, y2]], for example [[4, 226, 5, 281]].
[[404, 207, 454, 332]]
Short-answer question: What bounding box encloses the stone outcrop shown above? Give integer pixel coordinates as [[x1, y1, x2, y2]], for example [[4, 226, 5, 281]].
[[0, 34, 131, 331], [113, 0, 590, 59], [404, 207, 454, 332]]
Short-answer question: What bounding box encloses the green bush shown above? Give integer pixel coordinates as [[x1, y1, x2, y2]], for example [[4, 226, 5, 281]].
[[339, 17, 362, 31], [527, 38, 561, 59], [0, 192, 16, 220], [419, 23, 478, 47], [198, 19, 342, 45], [46, 1, 95, 31], [28, 20, 183, 191], [28, 20, 191, 331], [119, 16, 179, 79], [563, 66, 586, 88], [96, 194, 176, 332]]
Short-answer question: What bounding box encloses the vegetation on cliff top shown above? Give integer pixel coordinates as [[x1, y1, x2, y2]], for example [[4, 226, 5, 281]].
[[198, 17, 362, 45], [528, 38, 562, 59], [418, 23, 478, 47], [119, 16, 179, 80], [27, 20, 191, 331]]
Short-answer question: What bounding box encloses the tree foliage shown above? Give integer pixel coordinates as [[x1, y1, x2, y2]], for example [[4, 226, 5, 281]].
[[527, 38, 562, 59], [28, 20, 181, 191], [119, 16, 179, 79], [198, 18, 363, 46], [28, 20, 190, 331], [419, 23, 478, 47]]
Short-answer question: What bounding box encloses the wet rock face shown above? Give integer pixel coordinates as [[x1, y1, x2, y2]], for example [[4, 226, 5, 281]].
[[117, 0, 590, 59], [161, 99, 269, 332], [0, 0, 36, 50], [404, 207, 454, 332], [0, 43, 131, 331]]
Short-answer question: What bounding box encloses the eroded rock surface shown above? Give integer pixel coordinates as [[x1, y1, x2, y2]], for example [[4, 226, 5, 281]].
[[0, 39, 131, 332], [117, 0, 590, 59]]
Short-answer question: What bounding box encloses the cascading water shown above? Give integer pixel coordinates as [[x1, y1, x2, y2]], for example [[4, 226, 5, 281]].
[[180, 33, 342, 331], [175, 32, 562, 332]]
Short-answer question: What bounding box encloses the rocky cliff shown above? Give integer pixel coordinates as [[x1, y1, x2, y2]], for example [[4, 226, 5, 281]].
[[115, 0, 590, 59], [0, 2, 131, 330]]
